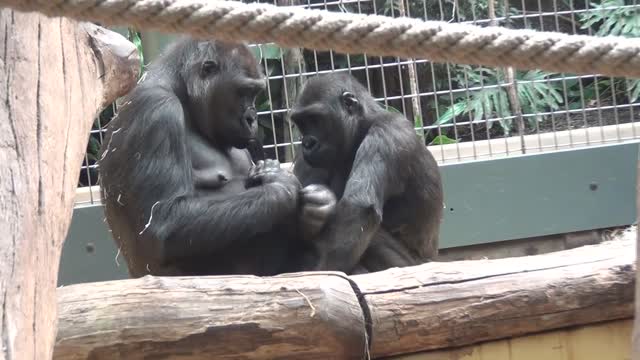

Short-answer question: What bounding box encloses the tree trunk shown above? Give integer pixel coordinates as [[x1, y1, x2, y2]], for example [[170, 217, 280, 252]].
[[54, 236, 634, 359], [0, 10, 139, 359]]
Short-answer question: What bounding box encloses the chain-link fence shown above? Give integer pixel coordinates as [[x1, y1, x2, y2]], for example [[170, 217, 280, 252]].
[[75, 0, 640, 205]]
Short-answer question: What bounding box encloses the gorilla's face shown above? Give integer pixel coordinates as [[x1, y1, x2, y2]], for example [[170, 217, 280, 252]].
[[184, 41, 265, 149], [291, 75, 365, 169], [290, 103, 338, 168]]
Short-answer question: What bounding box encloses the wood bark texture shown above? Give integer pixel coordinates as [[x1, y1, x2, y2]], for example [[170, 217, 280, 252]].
[[54, 237, 634, 360], [357, 235, 634, 358], [0, 10, 139, 360], [55, 274, 367, 359]]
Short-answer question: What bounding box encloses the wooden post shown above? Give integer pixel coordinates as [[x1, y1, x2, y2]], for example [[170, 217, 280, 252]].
[[0, 10, 139, 359]]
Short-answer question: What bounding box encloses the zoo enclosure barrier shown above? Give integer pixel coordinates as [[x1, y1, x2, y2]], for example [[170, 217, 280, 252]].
[[64, 0, 640, 203], [10, 0, 634, 286]]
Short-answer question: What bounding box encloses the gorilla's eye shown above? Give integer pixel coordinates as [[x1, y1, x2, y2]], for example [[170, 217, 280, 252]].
[[201, 60, 218, 76]]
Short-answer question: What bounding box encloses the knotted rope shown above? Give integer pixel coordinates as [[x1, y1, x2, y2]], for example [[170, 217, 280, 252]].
[[2, 0, 640, 78]]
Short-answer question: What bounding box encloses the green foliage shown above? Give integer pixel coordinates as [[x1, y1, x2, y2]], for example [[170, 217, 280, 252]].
[[385, 104, 402, 113], [579, 0, 640, 38], [86, 136, 101, 162], [429, 135, 457, 145], [578, 0, 640, 103], [628, 79, 640, 103], [436, 66, 564, 134], [414, 115, 425, 139], [377, 0, 519, 25], [126, 28, 145, 77], [429, 0, 639, 143], [463, 0, 520, 24], [517, 70, 565, 122]]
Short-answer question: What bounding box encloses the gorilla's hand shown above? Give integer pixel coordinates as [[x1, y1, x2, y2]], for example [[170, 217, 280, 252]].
[[246, 159, 301, 199], [247, 159, 281, 181], [300, 184, 336, 239]]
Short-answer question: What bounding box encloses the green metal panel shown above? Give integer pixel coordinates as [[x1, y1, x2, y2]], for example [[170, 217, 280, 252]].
[[438, 142, 638, 248], [58, 142, 639, 286], [58, 204, 129, 286]]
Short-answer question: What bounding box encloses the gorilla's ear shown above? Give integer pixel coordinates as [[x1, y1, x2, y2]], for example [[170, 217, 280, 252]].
[[342, 91, 361, 114]]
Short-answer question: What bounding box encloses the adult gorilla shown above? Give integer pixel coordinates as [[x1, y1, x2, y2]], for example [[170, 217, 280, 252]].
[[291, 72, 444, 274], [98, 38, 335, 277]]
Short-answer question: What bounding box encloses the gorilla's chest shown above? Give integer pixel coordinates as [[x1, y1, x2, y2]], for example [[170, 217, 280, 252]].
[[190, 140, 252, 194]]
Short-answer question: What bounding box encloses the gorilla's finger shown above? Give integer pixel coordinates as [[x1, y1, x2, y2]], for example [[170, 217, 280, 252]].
[[248, 161, 264, 178], [300, 184, 324, 193], [302, 203, 335, 220], [301, 184, 335, 194], [302, 192, 335, 206]]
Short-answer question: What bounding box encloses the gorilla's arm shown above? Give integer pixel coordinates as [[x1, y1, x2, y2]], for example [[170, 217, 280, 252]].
[[115, 90, 298, 265], [312, 125, 403, 273]]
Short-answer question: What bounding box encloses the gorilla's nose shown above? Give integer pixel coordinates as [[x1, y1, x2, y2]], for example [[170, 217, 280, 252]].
[[244, 107, 257, 127], [302, 137, 317, 150]]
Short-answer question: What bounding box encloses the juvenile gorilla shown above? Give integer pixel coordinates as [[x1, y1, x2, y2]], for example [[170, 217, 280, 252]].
[[99, 38, 335, 277], [291, 73, 444, 274]]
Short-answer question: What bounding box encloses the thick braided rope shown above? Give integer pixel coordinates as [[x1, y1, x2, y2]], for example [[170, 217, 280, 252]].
[[2, 0, 640, 78]]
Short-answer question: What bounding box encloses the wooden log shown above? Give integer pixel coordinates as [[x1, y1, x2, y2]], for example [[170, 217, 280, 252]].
[[0, 10, 139, 360], [55, 274, 367, 359], [356, 235, 635, 358], [54, 236, 634, 359]]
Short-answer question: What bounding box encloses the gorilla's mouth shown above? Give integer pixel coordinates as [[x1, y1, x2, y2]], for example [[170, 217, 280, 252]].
[[234, 126, 254, 148], [303, 152, 326, 168]]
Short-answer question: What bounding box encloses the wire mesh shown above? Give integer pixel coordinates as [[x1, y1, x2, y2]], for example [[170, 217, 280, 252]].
[[75, 0, 640, 205]]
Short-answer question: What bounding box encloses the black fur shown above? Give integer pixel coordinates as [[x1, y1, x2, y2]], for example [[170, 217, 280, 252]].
[[291, 73, 444, 274], [99, 38, 310, 277]]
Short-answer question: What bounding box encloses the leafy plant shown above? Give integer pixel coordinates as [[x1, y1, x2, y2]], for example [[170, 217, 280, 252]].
[[579, 0, 640, 38], [414, 115, 425, 139], [127, 28, 145, 77], [429, 135, 458, 145], [578, 0, 640, 103], [627, 79, 640, 103], [435, 66, 564, 134]]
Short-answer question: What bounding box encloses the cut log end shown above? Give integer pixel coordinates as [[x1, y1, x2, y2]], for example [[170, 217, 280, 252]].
[[82, 22, 140, 107]]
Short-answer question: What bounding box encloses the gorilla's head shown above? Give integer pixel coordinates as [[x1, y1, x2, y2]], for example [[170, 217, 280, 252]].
[[161, 39, 265, 149], [290, 73, 380, 168]]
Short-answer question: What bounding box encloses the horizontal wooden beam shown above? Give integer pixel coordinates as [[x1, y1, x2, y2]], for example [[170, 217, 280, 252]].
[[387, 319, 632, 360], [54, 235, 635, 359], [359, 234, 635, 357]]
